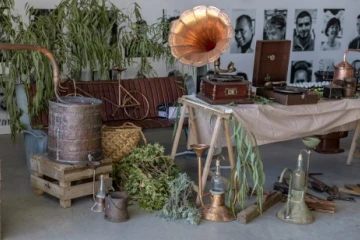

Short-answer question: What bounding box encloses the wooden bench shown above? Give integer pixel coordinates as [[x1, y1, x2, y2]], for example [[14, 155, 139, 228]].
[[29, 76, 187, 129]]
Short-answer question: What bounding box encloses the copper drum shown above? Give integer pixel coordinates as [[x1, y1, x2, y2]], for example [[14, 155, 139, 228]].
[[48, 96, 102, 164]]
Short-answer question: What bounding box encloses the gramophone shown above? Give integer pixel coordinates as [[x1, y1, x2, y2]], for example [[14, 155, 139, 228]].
[[168, 5, 253, 105]]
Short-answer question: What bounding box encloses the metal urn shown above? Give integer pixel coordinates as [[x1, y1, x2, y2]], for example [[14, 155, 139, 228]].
[[333, 49, 360, 81], [190, 144, 234, 222], [277, 150, 315, 224]]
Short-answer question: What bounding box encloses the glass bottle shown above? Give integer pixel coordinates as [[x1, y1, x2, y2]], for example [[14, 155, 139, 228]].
[[211, 159, 225, 194], [291, 154, 306, 191]]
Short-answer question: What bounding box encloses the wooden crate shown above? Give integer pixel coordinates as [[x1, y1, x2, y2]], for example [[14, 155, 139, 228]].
[[30, 154, 112, 208]]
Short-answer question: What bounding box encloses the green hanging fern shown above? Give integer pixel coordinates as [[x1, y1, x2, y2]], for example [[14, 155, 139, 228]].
[[1, 0, 175, 139]]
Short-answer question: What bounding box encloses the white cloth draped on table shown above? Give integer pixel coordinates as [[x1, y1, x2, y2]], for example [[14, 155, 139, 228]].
[[188, 98, 360, 147]]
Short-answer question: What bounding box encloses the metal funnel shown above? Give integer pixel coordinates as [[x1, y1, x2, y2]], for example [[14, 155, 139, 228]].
[[190, 144, 209, 157]]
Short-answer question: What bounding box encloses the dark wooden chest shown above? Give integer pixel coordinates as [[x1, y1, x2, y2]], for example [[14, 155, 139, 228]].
[[197, 76, 253, 105], [252, 40, 318, 105], [253, 40, 291, 86]]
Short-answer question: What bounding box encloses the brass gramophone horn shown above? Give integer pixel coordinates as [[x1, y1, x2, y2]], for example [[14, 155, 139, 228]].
[[168, 5, 233, 67]]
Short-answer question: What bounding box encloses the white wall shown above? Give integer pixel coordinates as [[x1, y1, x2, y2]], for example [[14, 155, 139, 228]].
[[12, 0, 360, 82]]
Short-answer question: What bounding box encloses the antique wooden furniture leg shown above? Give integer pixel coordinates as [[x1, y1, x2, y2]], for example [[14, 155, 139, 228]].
[[223, 119, 235, 168], [59, 180, 71, 208], [347, 120, 360, 165], [188, 107, 199, 148], [197, 116, 223, 205], [170, 104, 188, 159], [32, 172, 44, 195]]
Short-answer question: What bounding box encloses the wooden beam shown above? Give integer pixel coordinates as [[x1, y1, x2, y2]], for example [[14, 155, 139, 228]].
[[237, 191, 282, 224]]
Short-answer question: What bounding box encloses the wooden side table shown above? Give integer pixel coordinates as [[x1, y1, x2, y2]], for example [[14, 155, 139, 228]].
[[30, 154, 112, 208]]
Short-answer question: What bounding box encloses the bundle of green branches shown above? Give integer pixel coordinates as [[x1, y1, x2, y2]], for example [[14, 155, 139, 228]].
[[227, 118, 266, 216], [113, 143, 179, 211], [158, 173, 201, 225]]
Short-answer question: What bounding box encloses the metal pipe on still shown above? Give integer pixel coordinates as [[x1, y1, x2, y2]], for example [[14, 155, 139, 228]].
[[0, 43, 64, 103]]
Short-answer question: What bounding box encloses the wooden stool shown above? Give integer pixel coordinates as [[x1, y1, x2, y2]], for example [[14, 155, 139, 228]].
[[30, 154, 112, 208]]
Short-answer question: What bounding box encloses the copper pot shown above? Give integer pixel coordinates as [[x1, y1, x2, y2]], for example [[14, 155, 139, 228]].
[[333, 49, 360, 81]]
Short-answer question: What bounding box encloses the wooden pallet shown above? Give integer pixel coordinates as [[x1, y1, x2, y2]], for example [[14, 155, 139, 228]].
[[30, 154, 112, 208]]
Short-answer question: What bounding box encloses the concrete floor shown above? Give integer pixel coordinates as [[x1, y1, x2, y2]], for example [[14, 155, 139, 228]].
[[0, 128, 359, 240]]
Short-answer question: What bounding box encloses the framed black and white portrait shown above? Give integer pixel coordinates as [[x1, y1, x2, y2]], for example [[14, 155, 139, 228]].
[[290, 61, 313, 83], [230, 9, 256, 54], [293, 9, 317, 52], [320, 9, 345, 51], [348, 14, 360, 49], [352, 59, 360, 77], [314, 59, 335, 82], [319, 59, 335, 71], [263, 9, 287, 40]]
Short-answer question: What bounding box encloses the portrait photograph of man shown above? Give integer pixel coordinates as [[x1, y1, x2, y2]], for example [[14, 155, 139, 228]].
[[348, 14, 360, 49], [293, 9, 317, 51], [290, 61, 313, 83], [263, 9, 287, 40], [230, 9, 256, 54]]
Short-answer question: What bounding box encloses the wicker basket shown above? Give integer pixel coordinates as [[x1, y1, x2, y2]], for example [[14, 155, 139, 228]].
[[102, 123, 147, 162]]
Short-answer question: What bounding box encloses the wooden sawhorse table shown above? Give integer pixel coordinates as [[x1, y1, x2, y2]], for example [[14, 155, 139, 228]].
[[170, 95, 235, 202], [347, 120, 360, 165]]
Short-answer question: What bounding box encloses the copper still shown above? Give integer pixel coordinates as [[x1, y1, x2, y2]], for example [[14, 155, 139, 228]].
[[333, 49, 360, 81], [0, 43, 103, 165], [47, 96, 102, 164]]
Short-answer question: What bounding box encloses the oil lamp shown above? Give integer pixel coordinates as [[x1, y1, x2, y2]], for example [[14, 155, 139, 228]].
[[190, 144, 234, 222], [91, 174, 106, 213]]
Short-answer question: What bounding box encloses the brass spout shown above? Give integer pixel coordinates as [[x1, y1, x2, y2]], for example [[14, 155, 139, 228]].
[[0, 43, 64, 103], [343, 49, 360, 62], [190, 144, 209, 209], [279, 168, 293, 219]]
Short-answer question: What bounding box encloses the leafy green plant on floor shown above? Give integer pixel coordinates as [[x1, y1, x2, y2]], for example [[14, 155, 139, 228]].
[[113, 143, 179, 211], [158, 173, 202, 225]]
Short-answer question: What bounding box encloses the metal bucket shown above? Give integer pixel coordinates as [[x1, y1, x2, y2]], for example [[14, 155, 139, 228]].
[[104, 191, 129, 223], [47, 96, 102, 164], [22, 128, 48, 173]]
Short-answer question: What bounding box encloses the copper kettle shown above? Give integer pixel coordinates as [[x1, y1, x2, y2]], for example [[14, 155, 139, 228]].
[[333, 49, 360, 81]]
